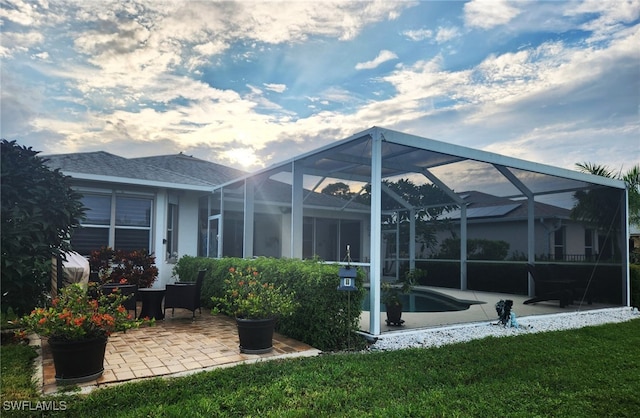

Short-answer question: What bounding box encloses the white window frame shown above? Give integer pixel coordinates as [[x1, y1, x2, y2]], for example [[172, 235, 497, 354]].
[[74, 189, 154, 253]]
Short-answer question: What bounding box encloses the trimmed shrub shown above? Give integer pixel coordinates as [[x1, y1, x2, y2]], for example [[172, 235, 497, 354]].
[[631, 264, 640, 308], [174, 257, 366, 351]]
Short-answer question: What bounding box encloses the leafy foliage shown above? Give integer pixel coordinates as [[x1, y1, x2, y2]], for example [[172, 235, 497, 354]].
[[88, 246, 159, 288], [323, 178, 457, 254], [623, 164, 640, 227], [433, 237, 510, 260], [17, 283, 152, 342], [572, 162, 639, 261], [631, 264, 640, 309], [381, 269, 419, 307], [175, 256, 366, 351], [573, 162, 639, 227], [0, 140, 85, 315], [211, 266, 297, 319], [320, 181, 354, 199]]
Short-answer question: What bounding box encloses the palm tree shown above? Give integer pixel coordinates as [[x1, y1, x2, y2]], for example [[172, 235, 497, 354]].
[[572, 162, 639, 261]]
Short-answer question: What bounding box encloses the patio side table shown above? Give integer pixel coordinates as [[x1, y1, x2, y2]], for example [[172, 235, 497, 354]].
[[138, 288, 166, 320]]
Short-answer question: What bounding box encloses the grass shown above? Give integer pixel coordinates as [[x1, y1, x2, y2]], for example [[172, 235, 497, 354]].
[[2, 319, 640, 417], [0, 343, 39, 400]]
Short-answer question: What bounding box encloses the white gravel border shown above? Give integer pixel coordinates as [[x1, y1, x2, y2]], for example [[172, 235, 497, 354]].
[[369, 307, 640, 351]]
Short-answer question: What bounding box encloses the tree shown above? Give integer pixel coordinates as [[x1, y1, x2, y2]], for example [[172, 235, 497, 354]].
[[623, 165, 640, 227], [1, 140, 85, 314], [321, 182, 354, 199], [322, 178, 456, 254], [574, 162, 640, 227], [572, 162, 639, 261]]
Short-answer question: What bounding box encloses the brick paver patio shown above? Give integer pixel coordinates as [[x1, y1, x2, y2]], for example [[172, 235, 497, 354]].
[[37, 310, 320, 394]]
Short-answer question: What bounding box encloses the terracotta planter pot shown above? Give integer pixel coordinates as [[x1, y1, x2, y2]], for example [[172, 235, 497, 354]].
[[48, 336, 107, 383], [235, 317, 275, 354]]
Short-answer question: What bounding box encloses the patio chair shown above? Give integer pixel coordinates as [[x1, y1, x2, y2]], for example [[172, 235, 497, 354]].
[[164, 269, 207, 319], [523, 263, 574, 308]]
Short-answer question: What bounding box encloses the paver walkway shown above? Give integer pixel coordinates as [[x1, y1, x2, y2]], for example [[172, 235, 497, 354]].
[[38, 311, 320, 394]]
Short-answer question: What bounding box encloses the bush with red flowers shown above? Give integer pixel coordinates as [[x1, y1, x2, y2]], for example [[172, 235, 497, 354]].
[[18, 283, 152, 342]]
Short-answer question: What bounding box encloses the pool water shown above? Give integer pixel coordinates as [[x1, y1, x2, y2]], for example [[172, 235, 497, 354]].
[[362, 288, 486, 312]]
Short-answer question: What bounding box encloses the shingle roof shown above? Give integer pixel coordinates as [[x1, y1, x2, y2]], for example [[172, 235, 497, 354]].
[[43, 151, 367, 210], [43, 151, 216, 188], [131, 154, 247, 185]]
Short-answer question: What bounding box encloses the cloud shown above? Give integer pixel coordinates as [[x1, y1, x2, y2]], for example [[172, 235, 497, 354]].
[[435, 26, 461, 43], [403, 26, 460, 44], [263, 83, 287, 93], [566, 0, 640, 41], [1, 0, 638, 176], [464, 0, 522, 29], [403, 28, 433, 41], [355, 50, 399, 70]]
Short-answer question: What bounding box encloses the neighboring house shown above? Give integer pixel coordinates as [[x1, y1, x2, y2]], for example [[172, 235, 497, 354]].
[[432, 191, 606, 262]]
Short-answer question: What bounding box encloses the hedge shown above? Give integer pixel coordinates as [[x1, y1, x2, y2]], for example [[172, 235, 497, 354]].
[[631, 264, 640, 308], [173, 256, 366, 351]]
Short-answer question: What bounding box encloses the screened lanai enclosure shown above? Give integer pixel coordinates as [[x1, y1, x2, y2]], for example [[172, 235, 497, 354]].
[[205, 127, 630, 336]]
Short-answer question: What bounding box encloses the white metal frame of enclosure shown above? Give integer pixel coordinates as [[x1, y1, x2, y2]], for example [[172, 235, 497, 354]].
[[211, 127, 630, 336]]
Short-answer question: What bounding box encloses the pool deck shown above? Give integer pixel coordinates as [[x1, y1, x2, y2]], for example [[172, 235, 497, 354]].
[[359, 286, 619, 333]]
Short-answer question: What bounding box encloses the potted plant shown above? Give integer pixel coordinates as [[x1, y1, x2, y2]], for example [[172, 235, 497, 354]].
[[18, 283, 152, 383], [381, 270, 418, 326], [211, 266, 297, 354], [89, 246, 159, 289]]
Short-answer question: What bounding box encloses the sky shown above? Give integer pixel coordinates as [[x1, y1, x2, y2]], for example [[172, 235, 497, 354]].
[[1, 0, 639, 174]]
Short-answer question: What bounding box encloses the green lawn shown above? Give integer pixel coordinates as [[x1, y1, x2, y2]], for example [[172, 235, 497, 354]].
[[2, 319, 640, 417]]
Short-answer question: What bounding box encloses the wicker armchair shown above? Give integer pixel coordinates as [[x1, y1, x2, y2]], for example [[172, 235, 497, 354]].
[[164, 270, 206, 319]]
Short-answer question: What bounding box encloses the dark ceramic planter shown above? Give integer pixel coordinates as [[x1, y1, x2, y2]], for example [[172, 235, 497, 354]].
[[385, 303, 405, 326], [48, 336, 108, 384], [235, 317, 275, 354]]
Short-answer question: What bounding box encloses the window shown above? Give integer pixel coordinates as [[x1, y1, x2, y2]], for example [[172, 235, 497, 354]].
[[72, 193, 153, 255], [585, 229, 594, 260], [303, 217, 361, 262], [553, 227, 565, 261], [166, 200, 179, 262]]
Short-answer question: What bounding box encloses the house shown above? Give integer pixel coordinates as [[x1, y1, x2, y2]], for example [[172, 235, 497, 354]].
[[44, 151, 370, 286], [432, 190, 608, 262], [44, 151, 244, 285], [46, 127, 630, 336]]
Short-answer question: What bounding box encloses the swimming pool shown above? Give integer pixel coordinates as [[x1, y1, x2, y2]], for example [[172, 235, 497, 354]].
[[362, 287, 486, 312]]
